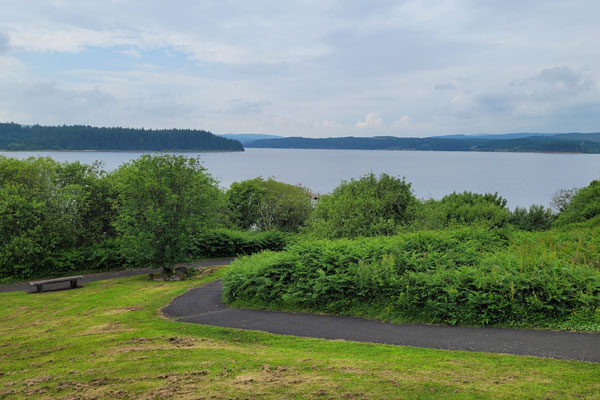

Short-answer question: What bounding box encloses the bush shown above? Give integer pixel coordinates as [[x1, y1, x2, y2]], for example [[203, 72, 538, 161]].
[[554, 180, 600, 226], [509, 205, 555, 231], [308, 173, 416, 238], [226, 178, 313, 232], [187, 229, 294, 259], [223, 227, 600, 328], [410, 191, 510, 230], [0, 156, 115, 279]]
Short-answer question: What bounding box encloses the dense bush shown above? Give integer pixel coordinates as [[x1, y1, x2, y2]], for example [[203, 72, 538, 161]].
[[0, 156, 116, 279], [223, 227, 600, 328], [309, 173, 416, 238], [187, 229, 294, 259], [226, 178, 313, 232], [554, 180, 600, 226], [508, 204, 555, 231], [410, 191, 510, 230]]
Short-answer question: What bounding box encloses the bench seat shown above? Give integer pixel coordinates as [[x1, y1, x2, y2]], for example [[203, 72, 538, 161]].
[[29, 275, 83, 293]]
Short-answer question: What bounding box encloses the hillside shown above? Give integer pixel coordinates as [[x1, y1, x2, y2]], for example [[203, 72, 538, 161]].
[[246, 134, 600, 153], [0, 122, 244, 151]]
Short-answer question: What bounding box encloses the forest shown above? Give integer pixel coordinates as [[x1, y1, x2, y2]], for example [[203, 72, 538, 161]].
[[1, 153, 599, 331], [0, 122, 243, 151], [246, 133, 600, 153]]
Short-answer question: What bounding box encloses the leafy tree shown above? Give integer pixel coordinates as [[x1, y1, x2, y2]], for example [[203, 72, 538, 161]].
[[509, 205, 555, 231], [111, 154, 223, 273], [226, 177, 313, 232], [308, 173, 416, 238], [0, 156, 112, 278], [554, 180, 600, 226], [409, 191, 510, 230]]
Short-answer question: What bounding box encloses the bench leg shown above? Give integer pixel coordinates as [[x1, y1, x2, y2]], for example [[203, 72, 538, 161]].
[[70, 279, 78, 289], [36, 284, 43, 293]]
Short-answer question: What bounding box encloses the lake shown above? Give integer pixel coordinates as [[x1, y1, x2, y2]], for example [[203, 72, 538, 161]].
[[2, 148, 599, 209]]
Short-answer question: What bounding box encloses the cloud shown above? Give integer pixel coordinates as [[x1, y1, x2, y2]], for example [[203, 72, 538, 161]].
[[355, 112, 383, 128], [0, 33, 9, 53], [314, 119, 342, 128], [393, 115, 412, 127], [227, 98, 270, 114], [435, 82, 456, 90], [533, 66, 593, 93]]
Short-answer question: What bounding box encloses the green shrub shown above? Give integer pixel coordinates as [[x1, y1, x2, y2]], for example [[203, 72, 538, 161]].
[[0, 156, 115, 279], [223, 227, 600, 329], [308, 173, 416, 238], [187, 229, 294, 259], [554, 180, 600, 226], [509, 204, 555, 231], [226, 178, 313, 232], [410, 191, 510, 230]]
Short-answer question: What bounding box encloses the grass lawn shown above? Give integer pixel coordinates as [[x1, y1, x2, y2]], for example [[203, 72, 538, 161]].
[[1, 267, 599, 399]]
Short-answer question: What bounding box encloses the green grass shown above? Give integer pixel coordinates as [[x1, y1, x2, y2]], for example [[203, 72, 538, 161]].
[[1, 268, 599, 399]]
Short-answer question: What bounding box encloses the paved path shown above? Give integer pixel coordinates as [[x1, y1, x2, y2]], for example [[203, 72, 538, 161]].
[[163, 280, 600, 362], [0, 258, 234, 293]]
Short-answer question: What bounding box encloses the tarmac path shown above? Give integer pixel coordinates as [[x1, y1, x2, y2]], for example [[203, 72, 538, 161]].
[[163, 280, 600, 362]]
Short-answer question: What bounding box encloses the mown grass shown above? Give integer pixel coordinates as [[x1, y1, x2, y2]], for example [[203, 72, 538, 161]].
[[1, 268, 599, 399]]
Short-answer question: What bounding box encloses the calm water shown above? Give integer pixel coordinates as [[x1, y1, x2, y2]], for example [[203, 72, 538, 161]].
[[2, 148, 599, 209]]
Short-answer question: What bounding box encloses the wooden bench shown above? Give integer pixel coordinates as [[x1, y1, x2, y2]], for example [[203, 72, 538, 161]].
[[29, 275, 83, 293]]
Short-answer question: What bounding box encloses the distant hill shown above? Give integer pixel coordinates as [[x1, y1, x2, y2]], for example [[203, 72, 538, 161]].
[[0, 123, 244, 151], [433, 133, 563, 140], [246, 133, 600, 154], [218, 133, 282, 144]]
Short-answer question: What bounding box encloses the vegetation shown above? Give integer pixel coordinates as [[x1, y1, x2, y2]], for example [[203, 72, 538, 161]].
[[226, 177, 313, 232], [309, 173, 416, 239], [246, 133, 600, 153], [1, 271, 599, 399], [111, 155, 224, 274], [0, 155, 296, 280], [0, 156, 117, 279], [410, 191, 510, 230], [2, 152, 600, 334], [0, 122, 243, 151], [224, 227, 600, 331], [186, 229, 293, 259], [554, 180, 600, 226]]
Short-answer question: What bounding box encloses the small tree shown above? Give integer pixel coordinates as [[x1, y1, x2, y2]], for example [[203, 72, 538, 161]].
[[111, 154, 222, 273], [226, 177, 313, 232], [554, 180, 600, 226], [309, 173, 415, 239], [551, 187, 579, 213]]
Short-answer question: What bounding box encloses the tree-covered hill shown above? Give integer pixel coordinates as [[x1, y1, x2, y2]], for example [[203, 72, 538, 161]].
[[245, 134, 600, 153], [0, 123, 244, 151]]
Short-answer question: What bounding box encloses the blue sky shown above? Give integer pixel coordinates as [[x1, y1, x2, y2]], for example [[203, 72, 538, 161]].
[[1, 0, 599, 137]]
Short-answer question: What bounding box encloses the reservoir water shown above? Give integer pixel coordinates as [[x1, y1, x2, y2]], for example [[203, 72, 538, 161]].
[[2, 148, 599, 209]]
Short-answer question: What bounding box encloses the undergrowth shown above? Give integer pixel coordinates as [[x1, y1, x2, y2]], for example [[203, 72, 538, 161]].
[[223, 227, 600, 331]]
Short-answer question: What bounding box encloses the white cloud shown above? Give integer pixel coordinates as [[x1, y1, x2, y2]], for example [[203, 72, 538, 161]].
[[314, 119, 340, 128], [7, 25, 138, 53], [355, 112, 383, 128], [393, 115, 412, 127]]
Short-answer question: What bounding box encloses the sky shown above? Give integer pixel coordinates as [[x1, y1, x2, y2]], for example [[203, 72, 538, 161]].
[[1, 0, 599, 138]]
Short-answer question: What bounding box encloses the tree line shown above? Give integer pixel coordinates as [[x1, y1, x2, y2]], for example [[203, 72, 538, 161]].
[[246, 135, 600, 153], [0, 122, 243, 151]]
